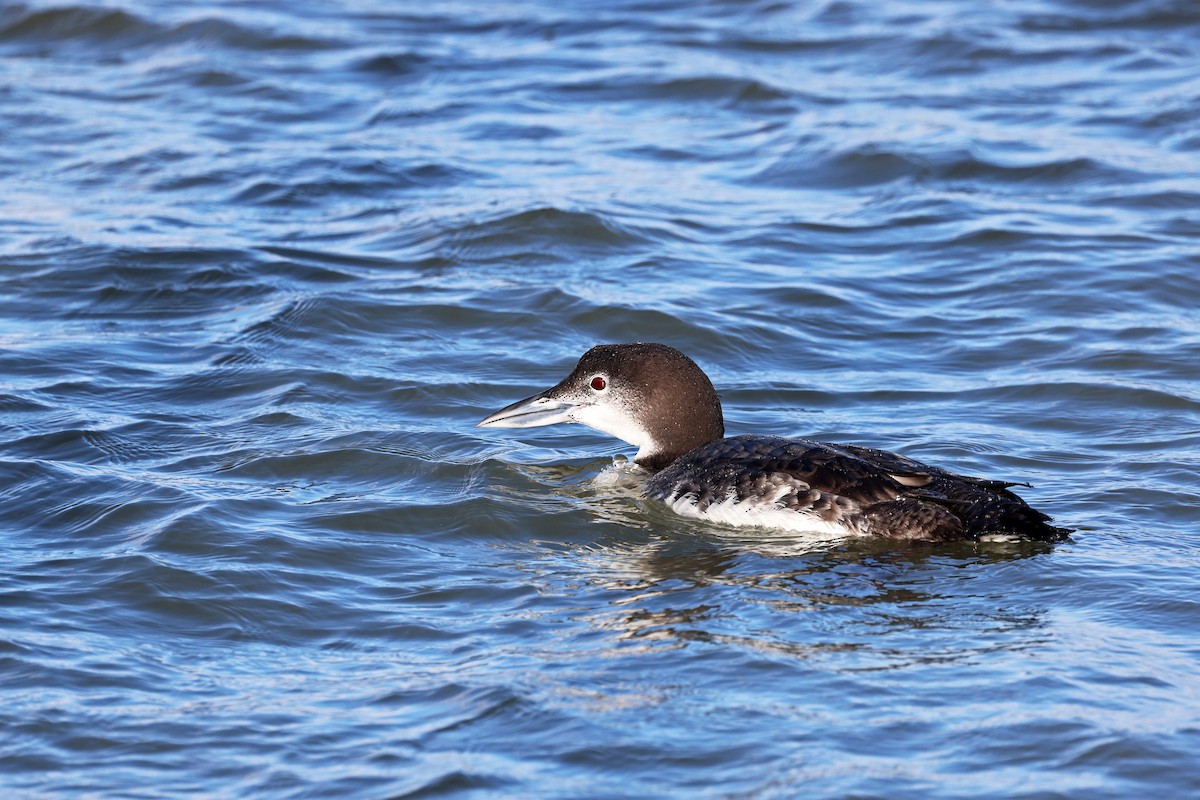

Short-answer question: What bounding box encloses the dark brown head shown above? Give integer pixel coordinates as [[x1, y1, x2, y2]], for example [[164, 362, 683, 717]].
[[477, 343, 724, 470]]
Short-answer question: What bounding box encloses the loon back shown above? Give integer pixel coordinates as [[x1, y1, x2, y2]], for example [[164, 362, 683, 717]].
[[645, 435, 1069, 541], [477, 342, 1069, 542]]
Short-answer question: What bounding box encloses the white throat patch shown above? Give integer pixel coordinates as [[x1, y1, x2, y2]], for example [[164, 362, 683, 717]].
[[570, 400, 655, 457]]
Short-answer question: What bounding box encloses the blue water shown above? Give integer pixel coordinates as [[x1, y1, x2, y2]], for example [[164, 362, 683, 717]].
[[2, 0, 1200, 797]]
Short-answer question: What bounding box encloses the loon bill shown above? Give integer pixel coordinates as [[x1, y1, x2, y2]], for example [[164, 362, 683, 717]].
[[477, 342, 1070, 542]]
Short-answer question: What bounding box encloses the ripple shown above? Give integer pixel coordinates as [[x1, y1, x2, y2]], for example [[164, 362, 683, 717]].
[[439, 206, 653, 264], [0, 5, 343, 57], [938, 154, 1150, 189], [352, 50, 434, 78], [745, 144, 929, 190], [0, 6, 160, 50]]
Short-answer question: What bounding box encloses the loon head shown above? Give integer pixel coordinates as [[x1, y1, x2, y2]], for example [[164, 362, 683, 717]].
[[477, 342, 725, 470]]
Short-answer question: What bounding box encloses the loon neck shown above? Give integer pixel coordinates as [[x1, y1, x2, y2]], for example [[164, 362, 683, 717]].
[[633, 418, 724, 472], [635, 448, 683, 472]]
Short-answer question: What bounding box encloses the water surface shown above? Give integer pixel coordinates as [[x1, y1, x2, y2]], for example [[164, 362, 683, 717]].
[[2, 0, 1200, 797]]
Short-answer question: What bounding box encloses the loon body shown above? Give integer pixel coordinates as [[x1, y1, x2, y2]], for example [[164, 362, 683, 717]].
[[477, 343, 1069, 542]]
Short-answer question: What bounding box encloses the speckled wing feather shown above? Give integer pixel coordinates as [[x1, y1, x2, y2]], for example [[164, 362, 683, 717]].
[[645, 434, 1067, 541], [838, 442, 1067, 538]]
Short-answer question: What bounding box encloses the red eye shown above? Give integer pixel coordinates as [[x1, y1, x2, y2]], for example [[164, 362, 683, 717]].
[[590, 376, 606, 391]]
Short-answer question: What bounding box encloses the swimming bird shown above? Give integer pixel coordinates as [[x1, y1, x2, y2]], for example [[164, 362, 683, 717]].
[[477, 343, 1069, 541]]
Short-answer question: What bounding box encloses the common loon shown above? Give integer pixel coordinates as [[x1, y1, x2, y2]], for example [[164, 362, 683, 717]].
[[477, 343, 1069, 542]]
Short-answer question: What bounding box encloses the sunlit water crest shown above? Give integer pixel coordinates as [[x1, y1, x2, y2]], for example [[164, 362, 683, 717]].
[[2, 0, 1199, 797]]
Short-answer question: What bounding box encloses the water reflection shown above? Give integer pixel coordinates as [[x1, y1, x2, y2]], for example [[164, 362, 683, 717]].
[[519, 516, 1056, 668]]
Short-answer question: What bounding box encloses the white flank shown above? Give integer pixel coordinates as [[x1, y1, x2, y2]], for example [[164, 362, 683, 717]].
[[978, 532, 1023, 543], [662, 489, 860, 539]]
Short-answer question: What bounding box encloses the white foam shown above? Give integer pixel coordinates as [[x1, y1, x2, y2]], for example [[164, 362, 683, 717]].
[[592, 459, 650, 494]]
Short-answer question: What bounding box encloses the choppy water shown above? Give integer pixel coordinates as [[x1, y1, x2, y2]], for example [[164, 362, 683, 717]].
[[3, 0, 1200, 797]]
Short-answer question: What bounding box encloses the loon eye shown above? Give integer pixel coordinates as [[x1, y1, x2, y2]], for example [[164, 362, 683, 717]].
[[590, 375, 607, 391]]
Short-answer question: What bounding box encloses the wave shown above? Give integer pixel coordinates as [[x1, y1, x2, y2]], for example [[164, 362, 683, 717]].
[[0, 5, 342, 56]]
